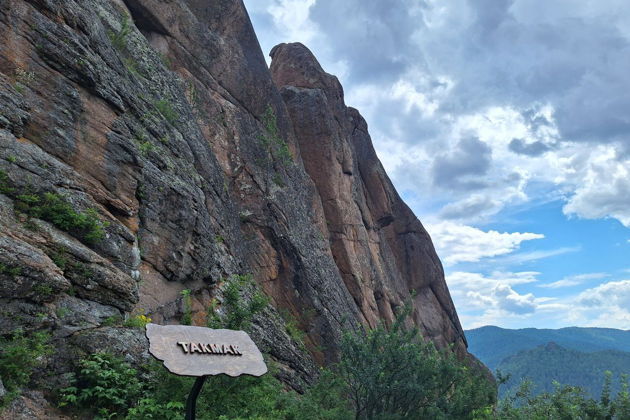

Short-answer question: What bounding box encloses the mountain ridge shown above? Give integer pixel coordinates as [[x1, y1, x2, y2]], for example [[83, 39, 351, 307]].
[[466, 325, 630, 371]]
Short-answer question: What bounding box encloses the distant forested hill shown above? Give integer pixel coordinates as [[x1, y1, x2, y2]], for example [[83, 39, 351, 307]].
[[465, 326, 630, 398], [497, 342, 630, 397], [466, 326, 630, 371]]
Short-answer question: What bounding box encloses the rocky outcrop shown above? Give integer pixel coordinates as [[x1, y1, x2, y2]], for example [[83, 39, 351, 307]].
[[0, 0, 467, 411], [271, 43, 466, 355]]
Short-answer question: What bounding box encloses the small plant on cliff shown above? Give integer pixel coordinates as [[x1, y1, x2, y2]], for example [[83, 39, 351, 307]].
[[12, 192, 108, 245], [258, 105, 293, 166], [180, 289, 193, 325], [152, 98, 179, 125], [0, 262, 22, 277], [124, 313, 152, 328], [0, 329, 52, 406], [108, 13, 132, 51], [0, 169, 14, 194], [280, 308, 306, 349], [207, 274, 269, 331]]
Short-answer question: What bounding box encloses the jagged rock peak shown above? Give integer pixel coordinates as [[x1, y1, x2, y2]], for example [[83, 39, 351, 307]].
[[270, 41, 468, 355]]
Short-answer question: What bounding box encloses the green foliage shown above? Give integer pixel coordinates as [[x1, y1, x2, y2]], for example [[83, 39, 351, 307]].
[[48, 246, 69, 270], [0, 329, 52, 406], [13, 67, 35, 94], [101, 315, 123, 327], [0, 169, 14, 194], [56, 307, 70, 319], [496, 342, 630, 398], [207, 274, 270, 331], [13, 192, 108, 245], [258, 105, 293, 166], [283, 369, 353, 420], [335, 306, 495, 419], [280, 309, 306, 348], [108, 13, 132, 51], [153, 98, 179, 125], [138, 141, 156, 156], [124, 314, 152, 328], [32, 283, 54, 297], [181, 289, 193, 325], [60, 353, 144, 419], [125, 398, 183, 419], [0, 262, 22, 277], [496, 374, 630, 419]]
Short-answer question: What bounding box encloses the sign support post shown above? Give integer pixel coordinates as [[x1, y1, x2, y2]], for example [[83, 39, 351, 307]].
[[185, 375, 207, 420]]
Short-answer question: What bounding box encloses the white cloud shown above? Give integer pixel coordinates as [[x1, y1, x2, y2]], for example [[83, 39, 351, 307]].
[[427, 221, 543, 266], [563, 146, 630, 227], [579, 280, 630, 309], [446, 271, 544, 327], [539, 273, 608, 289], [449, 273, 630, 330], [267, 0, 317, 46], [491, 246, 581, 266]]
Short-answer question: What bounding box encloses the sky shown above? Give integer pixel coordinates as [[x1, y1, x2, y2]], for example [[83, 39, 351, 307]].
[[243, 0, 630, 331]]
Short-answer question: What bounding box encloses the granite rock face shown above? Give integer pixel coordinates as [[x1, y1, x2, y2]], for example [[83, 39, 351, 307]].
[[0, 0, 467, 411]]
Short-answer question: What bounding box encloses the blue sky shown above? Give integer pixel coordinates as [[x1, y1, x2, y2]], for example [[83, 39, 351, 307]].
[[243, 0, 630, 330]]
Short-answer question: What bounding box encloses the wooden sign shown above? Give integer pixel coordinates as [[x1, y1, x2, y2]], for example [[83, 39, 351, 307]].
[[146, 324, 268, 377]]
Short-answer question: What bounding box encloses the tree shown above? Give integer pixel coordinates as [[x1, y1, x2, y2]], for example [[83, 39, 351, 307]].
[[335, 307, 495, 419]]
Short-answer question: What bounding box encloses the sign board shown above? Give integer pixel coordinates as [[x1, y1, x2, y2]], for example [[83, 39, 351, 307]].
[[145, 324, 268, 377]]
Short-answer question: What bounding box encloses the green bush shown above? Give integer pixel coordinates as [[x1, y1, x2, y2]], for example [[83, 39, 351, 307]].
[[0, 329, 52, 406], [207, 274, 270, 331], [60, 353, 144, 418], [14, 192, 107, 245], [334, 306, 495, 419]]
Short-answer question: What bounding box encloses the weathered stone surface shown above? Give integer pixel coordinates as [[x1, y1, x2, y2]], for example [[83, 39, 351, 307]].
[[0, 0, 475, 414], [146, 323, 267, 377], [271, 42, 467, 355], [1, 390, 71, 420]]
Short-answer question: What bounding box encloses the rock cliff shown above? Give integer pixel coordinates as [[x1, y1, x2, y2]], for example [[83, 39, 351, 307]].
[[0, 0, 466, 413]]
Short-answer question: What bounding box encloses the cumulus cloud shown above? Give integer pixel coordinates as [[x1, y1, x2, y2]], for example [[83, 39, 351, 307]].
[[426, 221, 543, 265], [579, 280, 630, 309], [446, 271, 542, 324], [563, 147, 630, 227], [448, 272, 630, 329]]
